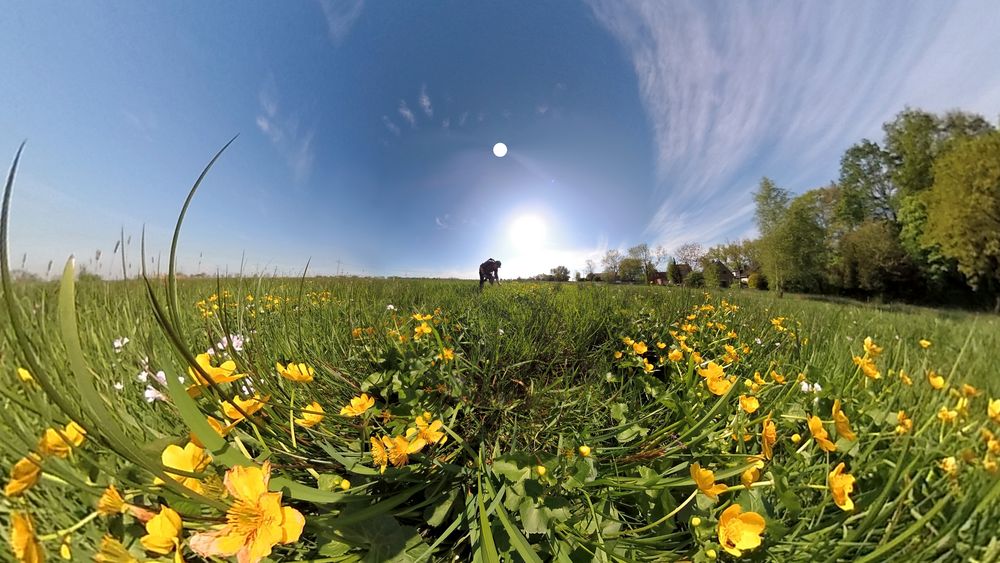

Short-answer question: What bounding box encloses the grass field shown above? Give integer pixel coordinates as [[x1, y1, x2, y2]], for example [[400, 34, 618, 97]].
[[2, 271, 999, 562]]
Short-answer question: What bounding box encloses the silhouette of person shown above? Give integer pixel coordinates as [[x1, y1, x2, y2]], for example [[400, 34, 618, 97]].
[[479, 258, 502, 289]]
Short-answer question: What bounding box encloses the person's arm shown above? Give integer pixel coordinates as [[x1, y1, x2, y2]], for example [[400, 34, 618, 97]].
[[495, 268, 501, 284]]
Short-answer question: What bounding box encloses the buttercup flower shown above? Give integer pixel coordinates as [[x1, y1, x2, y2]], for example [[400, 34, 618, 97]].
[[276, 362, 315, 383], [927, 371, 945, 390], [642, 359, 655, 373], [37, 422, 87, 458], [829, 462, 856, 511], [937, 406, 957, 424], [16, 368, 33, 383], [739, 395, 760, 414], [895, 411, 913, 435], [863, 337, 882, 358], [668, 349, 683, 362], [919, 339, 931, 349], [412, 313, 433, 321], [140, 506, 183, 555], [832, 400, 857, 441], [295, 402, 325, 428], [340, 394, 375, 417], [5, 455, 42, 497], [717, 504, 765, 557], [762, 414, 777, 460], [189, 353, 245, 385], [632, 341, 648, 355], [852, 356, 880, 379], [690, 462, 728, 500], [578, 445, 592, 457], [988, 399, 1000, 424], [371, 437, 389, 474], [770, 370, 786, 384], [415, 413, 447, 445], [157, 442, 210, 494], [939, 456, 958, 477], [10, 512, 44, 563], [613, 351, 623, 360], [899, 370, 913, 385], [189, 462, 305, 563], [224, 394, 269, 421], [808, 416, 837, 452], [97, 484, 126, 516], [414, 322, 433, 340], [741, 457, 764, 488], [386, 434, 426, 467]]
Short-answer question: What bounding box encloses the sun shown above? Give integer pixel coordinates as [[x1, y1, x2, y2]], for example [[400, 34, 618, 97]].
[[509, 214, 547, 248]]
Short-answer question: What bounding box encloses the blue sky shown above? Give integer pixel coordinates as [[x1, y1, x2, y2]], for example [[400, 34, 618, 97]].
[[2, 1, 999, 279]]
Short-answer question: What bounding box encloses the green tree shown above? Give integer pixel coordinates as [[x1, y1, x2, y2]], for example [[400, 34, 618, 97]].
[[618, 258, 643, 283], [665, 259, 682, 285], [753, 177, 790, 236], [834, 221, 916, 296], [550, 265, 570, 282], [601, 249, 622, 282], [838, 140, 897, 224], [884, 108, 940, 196], [923, 131, 1000, 311], [759, 193, 827, 294]]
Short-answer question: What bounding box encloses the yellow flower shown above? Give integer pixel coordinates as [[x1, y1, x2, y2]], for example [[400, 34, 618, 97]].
[[769, 370, 786, 384], [668, 349, 683, 362], [415, 413, 447, 445], [988, 399, 1000, 424], [717, 504, 765, 557], [10, 512, 44, 563], [339, 393, 375, 417], [140, 506, 183, 555], [613, 351, 623, 360], [927, 371, 945, 390], [936, 406, 957, 424], [536, 466, 547, 477], [701, 364, 734, 396], [157, 442, 209, 494], [16, 368, 33, 383], [276, 362, 314, 383], [5, 455, 42, 497], [690, 462, 728, 500], [852, 356, 880, 379], [386, 434, 426, 467], [578, 445, 592, 457], [223, 394, 269, 421], [439, 348, 455, 362], [189, 353, 245, 385], [829, 462, 856, 511], [939, 456, 958, 478], [351, 327, 363, 339], [97, 484, 126, 516], [189, 462, 305, 563], [899, 370, 912, 385], [741, 458, 764, 488], [295, 402, 325, 428], [632, 341, 648, 355], [919, 339, 932, 349], [831, 400, 857, 441], [412, 313, 433, 321], [961, 384, 978, 397], [762, 414, 777, 460], [739, 394, 760, 414], [414, 322, 433, 340], [371, 437, 389, 474], [622, 337, 634, 346], [691, 351, 704, 364], [863, 336, 883, 359], [656, 342, 667, 349], [895, 411, 913, 435], [59, 535, 71, 561], [808, 416, 837, 453], [791, 433, 801, 444], [96, 535, 138, 563], [984, 457, 998, 474], [37, 422, 87, 458], [642, 359, 655, 374]]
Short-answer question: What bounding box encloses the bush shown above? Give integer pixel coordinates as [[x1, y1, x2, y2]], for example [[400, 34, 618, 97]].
[[683, 271, 705, 287], [748, 272, 768, 290]]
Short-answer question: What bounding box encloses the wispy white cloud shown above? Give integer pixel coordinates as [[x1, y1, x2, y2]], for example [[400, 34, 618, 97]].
[[419, 84, 433, 117], [435, 214, 451, 229], [256, 77, 316, 181], [398, 100, 417, 128], [587, 1, 1000, 247], [441, 117, 450, 129], [382, 115, 401, 136], [317, 0, 364, 44]]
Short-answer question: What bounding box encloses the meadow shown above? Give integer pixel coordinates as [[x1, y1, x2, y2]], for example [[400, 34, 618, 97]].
[[2, 268, 999, 562]]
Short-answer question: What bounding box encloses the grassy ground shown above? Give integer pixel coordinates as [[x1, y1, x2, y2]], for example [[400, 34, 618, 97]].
[[1, 276, 999, 561]]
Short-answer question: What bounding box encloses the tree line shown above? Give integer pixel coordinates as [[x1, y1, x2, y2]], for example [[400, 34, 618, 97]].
[[539, 107, 1000, 311]]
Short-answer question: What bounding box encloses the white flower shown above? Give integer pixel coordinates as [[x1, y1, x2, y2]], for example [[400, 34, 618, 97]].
[[800, 381, 811, 393], [137, 370, 149, 383], [113, 337, 130, 352], [152, 371, 167, 386], [177, 375, 185, 385], [498, 328, 505, 335], [813, 383, 822, 393], [144, 386, 166, 403], [386, 304, 396, 311], [754, 338, 762, 345], [113, 382, 124, 391]]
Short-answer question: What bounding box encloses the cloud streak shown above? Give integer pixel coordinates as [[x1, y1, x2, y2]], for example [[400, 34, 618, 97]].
[[256, 78, 316, 181], [398, 100, 417, 128], [318, 0, 364, 44], [419, 84, 433, 117], [587, 1, 1000, 251]]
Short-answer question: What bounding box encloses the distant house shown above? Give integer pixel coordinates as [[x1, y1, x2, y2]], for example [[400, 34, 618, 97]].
[[653, 263, 693, 285], [707, 260, 736, 288]]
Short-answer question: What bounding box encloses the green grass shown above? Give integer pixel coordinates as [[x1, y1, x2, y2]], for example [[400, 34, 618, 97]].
[[1, 276, 999, 561]]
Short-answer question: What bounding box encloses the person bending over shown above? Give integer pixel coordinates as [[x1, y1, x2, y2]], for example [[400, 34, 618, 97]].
[[479, 258, 502, 289]]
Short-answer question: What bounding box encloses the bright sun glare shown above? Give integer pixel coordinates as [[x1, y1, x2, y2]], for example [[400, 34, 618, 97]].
[[509, 214, 547, 249]]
